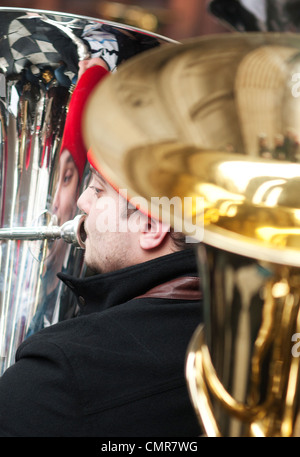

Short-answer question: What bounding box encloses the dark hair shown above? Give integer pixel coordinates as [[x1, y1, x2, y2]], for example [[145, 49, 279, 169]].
[[169, 229, 195, 251]]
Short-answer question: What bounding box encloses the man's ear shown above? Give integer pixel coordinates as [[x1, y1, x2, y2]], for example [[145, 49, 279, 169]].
[[139, 217, 170, 250]]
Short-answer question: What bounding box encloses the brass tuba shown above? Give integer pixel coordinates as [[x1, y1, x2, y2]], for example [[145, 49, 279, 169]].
[[82, 33, 300, 436], [0, 7, 175, 375]]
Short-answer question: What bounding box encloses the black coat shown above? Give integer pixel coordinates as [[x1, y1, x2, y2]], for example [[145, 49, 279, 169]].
[[0, 250, 203, 437]]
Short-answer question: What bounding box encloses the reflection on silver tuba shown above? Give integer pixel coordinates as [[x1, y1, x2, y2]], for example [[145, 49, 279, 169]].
[[0, 7, 176, 375], [81, 34, 300, 436]]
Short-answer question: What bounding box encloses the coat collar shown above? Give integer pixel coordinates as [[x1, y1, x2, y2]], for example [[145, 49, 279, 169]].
[[57, 249, 200, 315]]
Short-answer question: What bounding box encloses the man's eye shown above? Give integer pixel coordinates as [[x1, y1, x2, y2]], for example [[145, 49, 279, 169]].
[[89, 185, 102, 195], [63, 172, 73, 184]]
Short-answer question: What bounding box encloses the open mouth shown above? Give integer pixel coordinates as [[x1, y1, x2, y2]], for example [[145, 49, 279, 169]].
[[77, 215, 87, 249]]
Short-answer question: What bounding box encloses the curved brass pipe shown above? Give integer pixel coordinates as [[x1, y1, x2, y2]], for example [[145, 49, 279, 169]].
[[186, 326, 263, 435], [187, 285, 300, 438]]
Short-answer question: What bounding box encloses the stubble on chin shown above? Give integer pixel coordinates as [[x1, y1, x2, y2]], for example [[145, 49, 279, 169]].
[[83, 253, 103, 275]]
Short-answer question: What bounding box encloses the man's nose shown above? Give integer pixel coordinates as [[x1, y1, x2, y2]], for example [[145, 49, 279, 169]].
[[52, 181, 62, 215], [52, 191, 59, 214], [77, 188, 90, 214]]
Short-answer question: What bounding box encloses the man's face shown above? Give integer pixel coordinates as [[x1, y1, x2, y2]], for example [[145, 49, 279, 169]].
[[52, 149, 80, 225], [77, 167, 141, 274]]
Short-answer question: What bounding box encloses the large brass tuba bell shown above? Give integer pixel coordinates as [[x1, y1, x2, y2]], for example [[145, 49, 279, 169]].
[[83, 33, 300, 436]]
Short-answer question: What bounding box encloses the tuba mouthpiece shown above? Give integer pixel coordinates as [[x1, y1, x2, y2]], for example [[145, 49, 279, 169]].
[[0, 214, 86, 249]]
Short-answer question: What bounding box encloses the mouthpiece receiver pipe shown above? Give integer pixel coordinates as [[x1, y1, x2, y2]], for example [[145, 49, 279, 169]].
[[0, 214, 86, 249]]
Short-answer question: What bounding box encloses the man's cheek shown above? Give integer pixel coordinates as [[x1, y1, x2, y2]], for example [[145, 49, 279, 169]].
[[96, 197, 117, 233]]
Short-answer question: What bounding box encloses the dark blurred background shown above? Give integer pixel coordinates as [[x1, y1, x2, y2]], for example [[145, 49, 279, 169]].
[[0, 0, 229, 40]]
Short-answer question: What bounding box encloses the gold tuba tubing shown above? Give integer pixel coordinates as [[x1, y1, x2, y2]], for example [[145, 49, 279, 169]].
[[82, 33, 300, 436], [186, 245, 300, 437]]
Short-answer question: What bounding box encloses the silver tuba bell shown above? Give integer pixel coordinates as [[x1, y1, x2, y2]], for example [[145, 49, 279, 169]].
[[0, 7, 176, 374], [81, 33, 300, 436]]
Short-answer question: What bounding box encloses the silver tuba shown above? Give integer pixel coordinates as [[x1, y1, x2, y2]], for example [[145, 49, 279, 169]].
[[81, 33, 300, 436], [0, 7, 176, 374]]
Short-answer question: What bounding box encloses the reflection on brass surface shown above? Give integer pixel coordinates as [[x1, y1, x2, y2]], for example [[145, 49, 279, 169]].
[[83, 34, 300, 436]]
